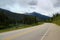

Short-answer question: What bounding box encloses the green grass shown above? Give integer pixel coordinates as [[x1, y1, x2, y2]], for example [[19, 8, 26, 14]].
[[53, 20, 60, 26], [0, 25, 30, 33], [52, 16, 60, 26], [0, 22, 43, 33]]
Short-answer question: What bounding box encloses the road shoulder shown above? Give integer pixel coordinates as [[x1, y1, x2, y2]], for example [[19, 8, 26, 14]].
[[43, 24, 60, 40]]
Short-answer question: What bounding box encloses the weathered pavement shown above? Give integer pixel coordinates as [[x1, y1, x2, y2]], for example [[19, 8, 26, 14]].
[[0, 23, 60, 40], [43, 23, 60, 40]]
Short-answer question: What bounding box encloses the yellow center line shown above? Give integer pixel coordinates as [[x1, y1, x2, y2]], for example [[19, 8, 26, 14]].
[[4, 26, 40, 40]]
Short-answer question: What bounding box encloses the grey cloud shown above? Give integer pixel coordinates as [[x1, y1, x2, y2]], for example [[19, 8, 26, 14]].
[[54, 0, 60, 7], [51, 0, 60, 7], [28, 0, 37, 6], [0, 0, 60, 17]]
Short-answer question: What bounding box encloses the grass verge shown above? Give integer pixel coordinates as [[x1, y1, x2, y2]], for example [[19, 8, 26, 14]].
[[0, 22, 43, 33]]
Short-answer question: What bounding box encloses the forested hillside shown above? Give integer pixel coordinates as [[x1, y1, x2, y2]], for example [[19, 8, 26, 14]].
[[0, 8, 60, 33], [0, 8, 39, 30], [52, 13, 60, 25]]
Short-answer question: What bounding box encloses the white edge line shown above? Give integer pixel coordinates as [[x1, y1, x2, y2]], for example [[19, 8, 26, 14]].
[[41, 28, 49, 40]]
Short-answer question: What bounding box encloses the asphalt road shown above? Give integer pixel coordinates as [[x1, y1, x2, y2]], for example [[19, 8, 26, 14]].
[[0, 23, 60, 40]]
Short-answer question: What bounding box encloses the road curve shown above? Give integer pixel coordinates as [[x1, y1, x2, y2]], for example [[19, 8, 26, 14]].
[[0, 23, 60, 40]]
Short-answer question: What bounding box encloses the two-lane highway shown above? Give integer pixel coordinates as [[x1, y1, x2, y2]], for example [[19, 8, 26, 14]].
[[0, 23, 60, 40]]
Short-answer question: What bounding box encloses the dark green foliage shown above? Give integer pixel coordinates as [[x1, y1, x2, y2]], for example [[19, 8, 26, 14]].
[[52, 13, 60, 25], [22, 16, 37, 24], [0, 13, 10, 29], [45, 13, 60, 25], [0, 12, 38, 29], [0, 8, 60, 33]]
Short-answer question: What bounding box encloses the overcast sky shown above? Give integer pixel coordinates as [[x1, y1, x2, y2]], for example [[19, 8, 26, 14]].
[[0, 0, 60, 17]]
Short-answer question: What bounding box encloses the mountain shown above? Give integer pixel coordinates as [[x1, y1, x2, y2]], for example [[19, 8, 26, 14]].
[[0, 8, 51, 20], [25, 12, 51, 20], [0, 8, 41, 29], [0, 8, 35, 21], [0, 8, 39, 26], [0, 8, 51, 23], [0, 8, 25, 21]]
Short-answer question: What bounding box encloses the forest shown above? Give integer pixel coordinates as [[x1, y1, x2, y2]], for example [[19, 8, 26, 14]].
[[0, 8, 60, 32]]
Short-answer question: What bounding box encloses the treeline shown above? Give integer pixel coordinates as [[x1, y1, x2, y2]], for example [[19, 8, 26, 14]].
[[45, 13, 60, 25], [0, 13, 10, 29], [51, 13, 60, 25], [0, 13, 39, 29], [1, 13, 60, 29], [0, 9, 60, 30]]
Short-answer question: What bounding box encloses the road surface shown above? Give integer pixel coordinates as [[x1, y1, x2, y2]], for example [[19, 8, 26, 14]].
[[0, 23, 60, 40]]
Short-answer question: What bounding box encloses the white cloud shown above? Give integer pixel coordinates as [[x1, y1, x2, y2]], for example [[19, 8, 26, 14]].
[[0, 0, 60, 17]]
